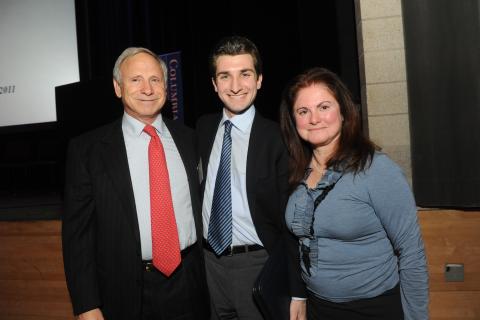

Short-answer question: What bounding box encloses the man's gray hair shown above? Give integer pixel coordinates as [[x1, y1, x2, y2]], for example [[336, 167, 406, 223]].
[[113, 47, 168, 85]]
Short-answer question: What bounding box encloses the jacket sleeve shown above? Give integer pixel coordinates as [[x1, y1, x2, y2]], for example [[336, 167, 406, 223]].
[[62, 139, 101, 315]]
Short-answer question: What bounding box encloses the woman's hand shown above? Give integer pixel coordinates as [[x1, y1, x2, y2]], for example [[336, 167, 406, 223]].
[[78, 308, 104, 320], [290, 299, 307, 320]]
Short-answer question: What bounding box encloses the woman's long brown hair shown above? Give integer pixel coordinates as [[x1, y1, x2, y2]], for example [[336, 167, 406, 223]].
[[279, 67, 378, 191]]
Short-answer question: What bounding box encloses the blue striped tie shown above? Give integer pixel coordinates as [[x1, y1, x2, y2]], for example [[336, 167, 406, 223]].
[[208, 120, 233, 255]]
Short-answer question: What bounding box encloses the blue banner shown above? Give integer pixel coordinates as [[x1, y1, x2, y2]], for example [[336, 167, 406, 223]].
[[159, 51, 184, 122]]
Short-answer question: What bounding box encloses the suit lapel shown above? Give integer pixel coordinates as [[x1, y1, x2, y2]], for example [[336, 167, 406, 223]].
[[246, 113, 263, 215], [100, 120, 141, 245], [200, 114, 222, 187]]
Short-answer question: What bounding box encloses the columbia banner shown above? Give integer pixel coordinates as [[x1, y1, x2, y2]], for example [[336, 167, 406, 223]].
[[159, 51, 184, 122]]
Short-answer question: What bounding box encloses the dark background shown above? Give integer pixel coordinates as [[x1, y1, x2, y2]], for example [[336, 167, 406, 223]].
[[1, 0, 480, 216], [72, 0, 359, 124], [0, 0, 360, 212], [402, 0, 480, 208]]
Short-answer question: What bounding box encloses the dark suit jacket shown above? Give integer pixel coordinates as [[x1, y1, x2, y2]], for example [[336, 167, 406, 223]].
[[62, 117, 207, 319], [196, 111, 306, 297]]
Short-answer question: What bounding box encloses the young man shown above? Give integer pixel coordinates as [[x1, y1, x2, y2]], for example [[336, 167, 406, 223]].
[[197, 36, 306, 320], [62, 47, 209, 320]]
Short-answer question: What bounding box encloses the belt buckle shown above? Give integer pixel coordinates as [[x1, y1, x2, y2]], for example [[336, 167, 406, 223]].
[[226, 245, 234, 257]]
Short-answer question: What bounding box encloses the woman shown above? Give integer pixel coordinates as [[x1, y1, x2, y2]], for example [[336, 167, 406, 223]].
[[279, 67, 428, 320]]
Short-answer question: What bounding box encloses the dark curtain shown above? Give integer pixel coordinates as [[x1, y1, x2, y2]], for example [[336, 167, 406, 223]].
[[0, 0, 360, 208], [73, 0, 359, 127], [403, 0, 480, 207]]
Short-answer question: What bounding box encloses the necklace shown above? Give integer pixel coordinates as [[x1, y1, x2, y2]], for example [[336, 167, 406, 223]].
[[307, 160, 326, 188], [310, 159, 326, 175]]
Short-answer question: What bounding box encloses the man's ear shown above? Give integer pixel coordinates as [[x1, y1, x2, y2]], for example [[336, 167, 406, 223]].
[[256, 74, 263, 90], [113, 79, 122, 98], [211, 78, 218, 92]]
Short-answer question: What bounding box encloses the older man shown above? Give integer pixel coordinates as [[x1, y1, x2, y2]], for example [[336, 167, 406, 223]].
[[62, 47, 209, 320]]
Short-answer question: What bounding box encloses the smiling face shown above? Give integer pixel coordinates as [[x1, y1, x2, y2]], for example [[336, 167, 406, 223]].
[[113, 52, 167, 124], [212, 54, 262, 118], [293, 84, 343, 149]]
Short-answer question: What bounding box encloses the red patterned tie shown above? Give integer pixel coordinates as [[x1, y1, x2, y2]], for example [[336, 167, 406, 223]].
[[143, 125, 181, 276]]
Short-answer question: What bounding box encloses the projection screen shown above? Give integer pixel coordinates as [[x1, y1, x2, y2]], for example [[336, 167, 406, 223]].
[[0, 0, 79, 128]]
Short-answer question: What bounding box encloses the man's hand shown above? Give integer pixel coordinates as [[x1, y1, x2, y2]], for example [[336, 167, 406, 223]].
[[290, 299, 307, 320], [78, 308, 104, 320]]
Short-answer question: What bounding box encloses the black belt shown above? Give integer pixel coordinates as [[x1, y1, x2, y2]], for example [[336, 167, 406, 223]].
[[142, 242, 196, 272], [203, 239, 264, 256]]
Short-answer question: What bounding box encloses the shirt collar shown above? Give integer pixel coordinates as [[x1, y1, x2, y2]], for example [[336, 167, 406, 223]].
[[220, 105, 256, 133], [301, 167, 343, 190], [122, 112, 165, 136]]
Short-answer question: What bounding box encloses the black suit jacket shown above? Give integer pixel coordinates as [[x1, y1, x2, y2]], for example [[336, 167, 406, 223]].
[[62, 117, 207, 318], [196, 111, 306, 297]]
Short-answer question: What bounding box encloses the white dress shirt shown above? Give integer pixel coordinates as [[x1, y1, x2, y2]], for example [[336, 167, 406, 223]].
[[122, 112, 196, 259], [202, 106, 262, 246]]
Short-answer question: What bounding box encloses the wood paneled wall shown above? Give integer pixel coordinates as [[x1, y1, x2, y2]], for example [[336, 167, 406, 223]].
[[0, 220, 74, 320], [0, 210, 479, 319], [419, 210, 480, 319]]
